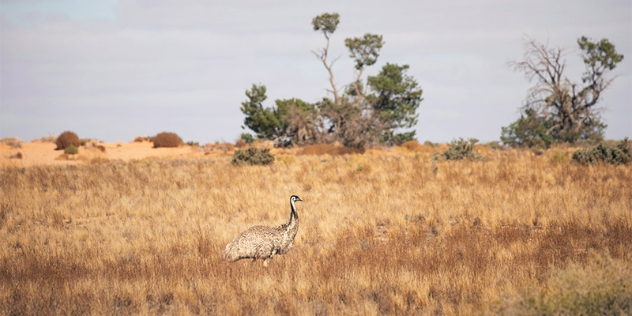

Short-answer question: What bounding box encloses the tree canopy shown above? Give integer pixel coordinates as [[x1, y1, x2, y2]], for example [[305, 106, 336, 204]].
[[311, 13, 339, 38]]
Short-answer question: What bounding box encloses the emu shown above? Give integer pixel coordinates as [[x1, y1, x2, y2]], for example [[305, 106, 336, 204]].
[[222, 195, 303, 267]]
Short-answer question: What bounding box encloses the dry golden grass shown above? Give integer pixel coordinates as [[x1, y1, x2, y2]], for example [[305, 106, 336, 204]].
[[297, 144, 365, 156], [401, 140, 435, 153], [1, 150, 630, 315]]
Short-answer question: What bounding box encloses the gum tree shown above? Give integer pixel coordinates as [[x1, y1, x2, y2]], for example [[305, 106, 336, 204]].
[[240, 13, 423, 148], [506, 36, 623, 144]]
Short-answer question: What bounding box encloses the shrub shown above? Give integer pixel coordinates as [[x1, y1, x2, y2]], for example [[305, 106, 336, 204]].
[[151, 132, 183, 148], [572, 137, 631, 165], [133, 136, 151, 142], [186, 141, 200, 147], [232, 147, 275, 165], [0, 137, 22, 148], [433, 138, 482, 161], [55, 131, 80, 150], [64, 145, 78, 155]]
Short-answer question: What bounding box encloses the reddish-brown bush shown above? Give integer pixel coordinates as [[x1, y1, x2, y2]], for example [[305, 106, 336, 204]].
[[151, 132, 183, 148], [55, 131, 80, 150]]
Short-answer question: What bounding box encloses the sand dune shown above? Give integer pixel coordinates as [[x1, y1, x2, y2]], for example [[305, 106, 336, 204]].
[[0, 141, 208, 168]]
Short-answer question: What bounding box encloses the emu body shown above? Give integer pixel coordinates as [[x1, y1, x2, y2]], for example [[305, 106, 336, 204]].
[[222, 195, 302, 266]]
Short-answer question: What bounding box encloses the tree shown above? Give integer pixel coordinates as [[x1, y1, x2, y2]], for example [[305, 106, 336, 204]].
[[345, 34, 384, 106], [366, 63, 423, 144], [239, 85, 320, 146], [240, 84, 283, 140], [312, 13, 341, 105], [501, 108, 554, 148], [240, 13, 423, 148], [310, 13, 393, 148], [317, 97, 386, 148], [275, 98, 320, 146], [507, 36, 623, 144]]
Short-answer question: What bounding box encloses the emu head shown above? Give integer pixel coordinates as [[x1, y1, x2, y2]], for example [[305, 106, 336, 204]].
[[291, 195, 303, 203]]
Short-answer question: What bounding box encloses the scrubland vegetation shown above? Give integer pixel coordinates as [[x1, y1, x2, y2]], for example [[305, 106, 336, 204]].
[[55, 131, 80, 150], [151, 132, 184, 148], [1, 149, 631, 315]]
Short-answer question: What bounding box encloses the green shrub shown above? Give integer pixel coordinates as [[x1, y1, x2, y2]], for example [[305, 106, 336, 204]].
[[64, 145, 78, 155], [232, 147, 275, 166], [186, 141, 200, 147], [151, 132, 183, 148], [492, 252, 632, 315], [572, 137, 631, 165], [240, 133, 255, 144], [56, 131, 80, 150], [433, 138, 482, 161]]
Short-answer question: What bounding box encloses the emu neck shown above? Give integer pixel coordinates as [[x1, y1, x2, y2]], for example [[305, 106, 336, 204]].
[[287, 200, 299, 231]]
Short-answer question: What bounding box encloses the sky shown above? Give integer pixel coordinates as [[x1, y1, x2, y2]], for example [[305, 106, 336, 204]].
[[1, 0, 630, 144]]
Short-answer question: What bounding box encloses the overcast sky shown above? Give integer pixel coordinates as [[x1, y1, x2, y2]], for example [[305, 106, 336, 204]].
[[1, 0, 630, 143]]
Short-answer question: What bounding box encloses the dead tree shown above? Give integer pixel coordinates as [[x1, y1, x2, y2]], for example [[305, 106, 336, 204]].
[[509, 36, 623, 142]]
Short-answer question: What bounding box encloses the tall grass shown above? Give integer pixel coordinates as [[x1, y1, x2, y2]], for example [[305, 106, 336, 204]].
[[1, 152, 630, 315]]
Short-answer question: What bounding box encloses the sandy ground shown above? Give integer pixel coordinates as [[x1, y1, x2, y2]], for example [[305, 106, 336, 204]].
[[0, 141, 212, 168], [0, 140, 445, 168]]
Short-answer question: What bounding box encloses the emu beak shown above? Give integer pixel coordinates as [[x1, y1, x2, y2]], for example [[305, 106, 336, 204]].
[[297, 197, 303, 202]]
